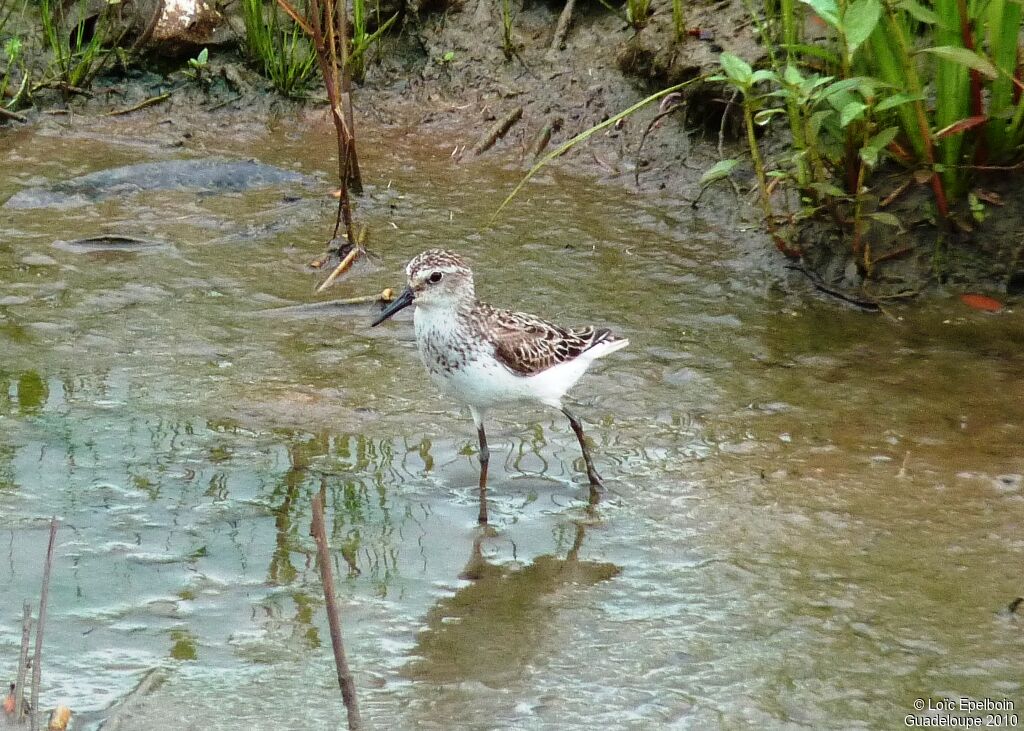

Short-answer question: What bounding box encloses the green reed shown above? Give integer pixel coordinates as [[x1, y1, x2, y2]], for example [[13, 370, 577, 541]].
[[672, 0, 685, 42], [501, 0, 514, 60], [241, 0, 317, 96], [350, 0, 398, 83], [625, 0, 650, 28], [707, 0, 1024, 265], [39, 0, 117, 91]]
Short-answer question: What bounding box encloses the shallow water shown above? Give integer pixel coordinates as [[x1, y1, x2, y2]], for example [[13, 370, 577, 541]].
[[1, 113, 1022, 730]]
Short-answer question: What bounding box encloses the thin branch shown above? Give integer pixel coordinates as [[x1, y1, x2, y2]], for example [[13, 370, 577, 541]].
[[14, 601, 32, 720], [274, 0, 315, 36], [310, 494, 361, 730], [0, 106, 28, 122], [104, 92, 171, 116], [30, 519, 59, 731]]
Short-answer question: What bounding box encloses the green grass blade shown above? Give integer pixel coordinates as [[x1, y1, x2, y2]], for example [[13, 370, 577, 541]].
[[985, 0, 1022, 155], [492, 77, 705, 223]]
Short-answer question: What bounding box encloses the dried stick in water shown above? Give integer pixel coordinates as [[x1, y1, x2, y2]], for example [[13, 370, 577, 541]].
[[14, 601, 32, 720], [310, 494, 362, 730], [30, 519, 58, 731]]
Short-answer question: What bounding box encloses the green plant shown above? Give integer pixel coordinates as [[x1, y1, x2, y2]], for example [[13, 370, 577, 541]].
[[671, 0, 685, 42], [0, 0, 17, 38], [185, 46, 209, 80], [709, 0, 1024, 271], [39, 0, 123, 92], [501, 0, 514, 60], [625, 0, 651, 28], [1, 36, 24, 102], [803, 0, 1024, 214], [712, 53, 802, 256], [1, 0, 31, 108], [350, 0, 398, 84], [241, 0, 316, 96]]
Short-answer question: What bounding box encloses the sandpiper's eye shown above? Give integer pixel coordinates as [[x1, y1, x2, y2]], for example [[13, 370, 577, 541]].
[[428, 271, 443, 284]]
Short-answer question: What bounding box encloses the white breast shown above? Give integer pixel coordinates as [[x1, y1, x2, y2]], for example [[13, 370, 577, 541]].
[[412, 305, 624, 411]]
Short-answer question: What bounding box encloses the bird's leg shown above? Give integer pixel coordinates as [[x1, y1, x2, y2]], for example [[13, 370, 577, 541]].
[[476, 423, 490, 524], [562, 408, 603, 500], [472, 408, 489, 525]]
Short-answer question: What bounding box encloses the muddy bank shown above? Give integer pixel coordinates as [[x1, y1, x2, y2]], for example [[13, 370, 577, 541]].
[[4, 0, 1023, 301]]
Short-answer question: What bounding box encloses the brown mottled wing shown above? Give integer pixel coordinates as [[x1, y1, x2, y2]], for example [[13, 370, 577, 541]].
[[476, 304, 612, 376]]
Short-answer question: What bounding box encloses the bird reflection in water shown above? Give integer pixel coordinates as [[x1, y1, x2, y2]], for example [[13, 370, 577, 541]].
[[403, 522, 620, 687]]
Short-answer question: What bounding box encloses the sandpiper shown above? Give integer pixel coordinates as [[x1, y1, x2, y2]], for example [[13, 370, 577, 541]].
[[371, 249, 628, 524]]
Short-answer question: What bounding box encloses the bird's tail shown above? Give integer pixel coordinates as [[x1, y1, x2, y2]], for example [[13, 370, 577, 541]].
[[585, 329, 629, 360]]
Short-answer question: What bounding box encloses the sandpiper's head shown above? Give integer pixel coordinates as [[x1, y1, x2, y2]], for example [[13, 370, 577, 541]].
[[371, 250, 475, 326]]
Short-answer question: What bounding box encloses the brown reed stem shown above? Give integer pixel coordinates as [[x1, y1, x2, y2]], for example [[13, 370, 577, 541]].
[[14, 601, 32, 721], [310, 493, 361, 730], [30, 519, 58, 731], [276, 0, 361, 243]]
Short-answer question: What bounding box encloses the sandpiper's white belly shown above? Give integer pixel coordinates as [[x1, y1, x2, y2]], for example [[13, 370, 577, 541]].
[[414, 307, 591, 410]]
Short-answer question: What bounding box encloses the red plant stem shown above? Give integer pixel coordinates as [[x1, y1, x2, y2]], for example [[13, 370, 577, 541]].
[[275, 0, 361, 245], [885, 7, 950, 218]]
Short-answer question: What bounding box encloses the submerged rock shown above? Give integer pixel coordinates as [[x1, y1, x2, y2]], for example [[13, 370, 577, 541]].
[[3, 159, 310, 210]]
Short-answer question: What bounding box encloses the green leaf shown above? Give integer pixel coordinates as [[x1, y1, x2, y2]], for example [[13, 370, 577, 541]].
[[197, 47, 208, 64], [809, 181, 848, 198], [875, 92, 923, 113], [897, 0, 939, 24], [867, 211, 904, 229], [820, 76, 871, 101], [840, 100, 867, 127], [920, 46, 998, 79], [843, 0, 881, 55], [781, 42, 841, 66], [860, 125, 899, 166], [700, 158, 740, 186], [807, 109, 834, 139], [5, 37, 22, 60], [720, 52, 753, 87], [783, 64, 804, 86], [800, 0, 840, 27], [754, 108, 787, 126]]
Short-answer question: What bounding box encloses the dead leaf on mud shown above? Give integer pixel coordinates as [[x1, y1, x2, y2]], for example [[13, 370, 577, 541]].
[[960, 293, 1004, 312]]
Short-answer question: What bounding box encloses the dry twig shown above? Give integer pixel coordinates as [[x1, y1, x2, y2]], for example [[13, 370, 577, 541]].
[[14, 601, 32, 720], [472, 107, 523, 155], [104, 93, 171, 116], [31, 519, 59, 731], [0, 106, 27, 123], [276, 0, 363, 280], [310, 494, 361, 730]]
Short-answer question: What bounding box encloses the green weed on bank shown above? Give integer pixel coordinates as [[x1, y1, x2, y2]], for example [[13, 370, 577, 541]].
[[711, 0, 1024, 268], [241, 0, 317, 96]]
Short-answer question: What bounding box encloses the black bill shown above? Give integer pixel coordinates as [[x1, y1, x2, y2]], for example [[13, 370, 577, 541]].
[[371, 286, 414, 326]]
